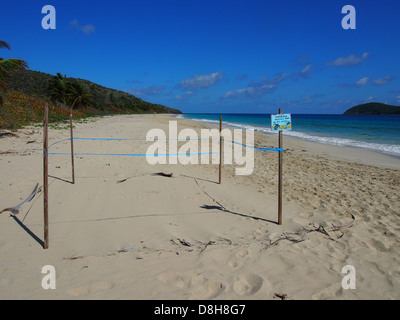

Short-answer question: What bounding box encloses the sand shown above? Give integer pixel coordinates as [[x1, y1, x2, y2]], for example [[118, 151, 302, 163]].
[[0, 114, 399, 300]]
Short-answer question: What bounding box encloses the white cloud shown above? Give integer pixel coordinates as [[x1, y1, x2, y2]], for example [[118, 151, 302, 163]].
[[339, 77, 371, 88], [326, 52, 370, 67], [179, 71, 223, 88], [373, 76, 395, 85], [301, 64, 312, 73], [222, 84, 275, 99], [293, 64, 313, 80], [355, 77, 369, 87], [222, 73, 290, 99], [70, 19, 95, 35], [174, 90, 195, 100]]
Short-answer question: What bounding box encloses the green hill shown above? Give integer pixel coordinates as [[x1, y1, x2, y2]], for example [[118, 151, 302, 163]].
[[5, 69, 181, 115], [344, 102, 400, 115]]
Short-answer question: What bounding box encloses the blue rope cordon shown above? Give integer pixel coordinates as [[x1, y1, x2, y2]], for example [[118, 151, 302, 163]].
[[227, 140, 282, 152], [48, 137, 222, 149], [44, 152, 223, 156], [45, 137, 282, 156]]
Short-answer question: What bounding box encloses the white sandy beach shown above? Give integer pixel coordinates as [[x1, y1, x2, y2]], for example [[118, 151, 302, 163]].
[[0, 114, 399, 300]]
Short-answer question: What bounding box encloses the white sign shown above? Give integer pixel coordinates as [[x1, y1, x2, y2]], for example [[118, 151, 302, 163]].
[[271, 113, 292, 131]]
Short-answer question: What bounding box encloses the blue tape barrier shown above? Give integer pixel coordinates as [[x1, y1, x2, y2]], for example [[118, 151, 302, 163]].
[[227, 140, 282, 152], [48, 137, 220, 149], [45, 137, 282, 156], [45, 152, 224, 156]]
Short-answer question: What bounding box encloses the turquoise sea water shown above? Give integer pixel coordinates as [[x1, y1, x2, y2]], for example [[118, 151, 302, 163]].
[[177, 113, 400, 157]]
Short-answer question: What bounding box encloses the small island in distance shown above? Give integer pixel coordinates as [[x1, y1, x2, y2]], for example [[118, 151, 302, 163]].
[[344, 102, 400, 115]]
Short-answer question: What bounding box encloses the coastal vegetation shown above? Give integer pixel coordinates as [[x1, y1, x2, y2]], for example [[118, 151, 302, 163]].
[[0, 41, 181, 130], [0, 40, 28, 107]]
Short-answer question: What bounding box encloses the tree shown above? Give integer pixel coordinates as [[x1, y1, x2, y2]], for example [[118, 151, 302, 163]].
[[67, 81, 91, 109], [0, 40, 28, 105], [48, 75, 91, 109], [48, 73, 69, 105]]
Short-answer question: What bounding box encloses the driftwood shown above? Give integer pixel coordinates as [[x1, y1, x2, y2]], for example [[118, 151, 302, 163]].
[[0, 132, 18, 138], [152, 172, 173, 178], [274, 293, 288, 300], [265, 214, 356, 249], [0, 183, 40, 215], [117, 172, 172, 183], [170, 237, 233, 254], [171, 238, 191, 247]]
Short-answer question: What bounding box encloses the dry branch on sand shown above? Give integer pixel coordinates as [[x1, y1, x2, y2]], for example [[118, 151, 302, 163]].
[[265, 213, 355, 249], [0, 183, 40, 215]]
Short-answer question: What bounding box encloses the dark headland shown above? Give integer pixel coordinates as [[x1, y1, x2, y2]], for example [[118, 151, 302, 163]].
[[344, 102, 400, 115]]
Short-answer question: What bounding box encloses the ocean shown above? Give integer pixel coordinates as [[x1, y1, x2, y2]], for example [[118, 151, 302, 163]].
[[177, 113, 400, 157]]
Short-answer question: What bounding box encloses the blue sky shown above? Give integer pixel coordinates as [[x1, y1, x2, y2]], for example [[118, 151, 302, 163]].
[[1, 0, 399, 114]]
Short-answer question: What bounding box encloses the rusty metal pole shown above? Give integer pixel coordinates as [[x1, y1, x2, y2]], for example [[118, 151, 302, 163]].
[[69, 108, 75, 184], [219, 115, 222, 184], [278, 108, 283, 225], [43, 103, 49, 249]]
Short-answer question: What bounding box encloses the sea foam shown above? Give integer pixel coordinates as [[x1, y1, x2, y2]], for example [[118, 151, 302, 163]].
[[178, 114, 400, 157]]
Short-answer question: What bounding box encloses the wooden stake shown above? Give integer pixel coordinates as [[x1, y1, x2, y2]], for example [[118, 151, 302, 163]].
[[69, 108, 75, 184], [219, 115, 222, 184], [43, 103, 49, 249], [278, 108, 283, 225]]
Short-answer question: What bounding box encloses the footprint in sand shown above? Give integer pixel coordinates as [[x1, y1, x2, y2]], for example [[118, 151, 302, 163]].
[[232, 273, 264, 296], [158, 270, 225, 299], [235, 249, 248, 258], [189, 279, 225, 299], [368, 238, 390, 252], [227, 249, 249, 269], [157, 271, 179, 283]]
